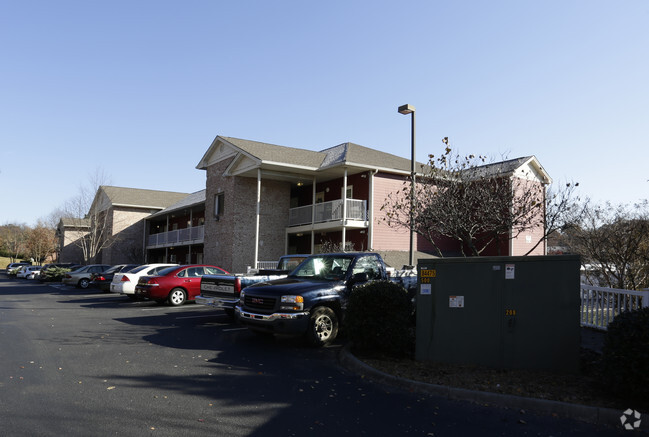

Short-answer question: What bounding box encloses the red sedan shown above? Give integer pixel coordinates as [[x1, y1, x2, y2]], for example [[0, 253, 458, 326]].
[[134, 265, 229, 306]]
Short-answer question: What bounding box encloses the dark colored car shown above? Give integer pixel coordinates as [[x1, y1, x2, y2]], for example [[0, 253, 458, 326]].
[[90, 264, 140, 292], [135, 265, 229, 306]]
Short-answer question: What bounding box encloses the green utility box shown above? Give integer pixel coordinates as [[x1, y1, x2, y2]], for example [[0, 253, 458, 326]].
[[416, 255, 581, 372]]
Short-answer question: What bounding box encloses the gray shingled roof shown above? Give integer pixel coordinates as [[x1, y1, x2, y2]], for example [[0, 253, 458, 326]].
[[221, 136, 418, 172], [467, 156, 533, 178], [59, 217, 90, 228], [100, 186, 190, 209], [222, 137, 326, 168], [148, 190, 206, 218], [206, 136, 547, 182], [342, 142, 413, 172]]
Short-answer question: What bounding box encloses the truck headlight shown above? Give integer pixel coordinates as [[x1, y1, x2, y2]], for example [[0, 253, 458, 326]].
[[239, 291, 245, 302], [280, 295, 304, 311]]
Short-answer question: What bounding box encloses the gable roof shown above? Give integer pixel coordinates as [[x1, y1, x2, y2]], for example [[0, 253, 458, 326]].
[[196, 135, 551, 185], [467, 156, 552, 184], [196, 136, 417, 181]]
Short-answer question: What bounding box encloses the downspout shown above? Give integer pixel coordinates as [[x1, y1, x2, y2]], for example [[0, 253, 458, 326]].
[[311, 176, 316, 254], [254, 168, 261, 270], [189, 209, 193, 263], [368, 169, 378, 251], [166, 215, 170, 262], [342, 168, 347, 250], [143, 219, 148, 263]]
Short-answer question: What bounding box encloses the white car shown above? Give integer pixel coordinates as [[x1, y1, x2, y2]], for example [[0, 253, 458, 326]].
[[17, 266, 42, 279], [110, 263, 177, 297]]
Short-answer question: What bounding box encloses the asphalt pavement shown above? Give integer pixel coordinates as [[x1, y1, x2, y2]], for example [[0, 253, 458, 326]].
[[0, 274, 638, 436]]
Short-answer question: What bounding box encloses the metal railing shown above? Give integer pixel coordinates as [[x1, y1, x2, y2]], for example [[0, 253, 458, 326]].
[[147, 225, 205, 248], [289, 199, 367, 227], [580, 284, 649, 330]]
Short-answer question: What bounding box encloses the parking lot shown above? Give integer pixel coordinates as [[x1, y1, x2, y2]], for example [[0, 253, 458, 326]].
[[0, 276, 627, 436]]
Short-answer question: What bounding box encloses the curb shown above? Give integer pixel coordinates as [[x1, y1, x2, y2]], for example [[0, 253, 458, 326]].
[[338, 344, 624, 427]]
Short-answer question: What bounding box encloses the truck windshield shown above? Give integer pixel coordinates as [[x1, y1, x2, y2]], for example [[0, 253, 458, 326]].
[[290, 255, 353, 280]]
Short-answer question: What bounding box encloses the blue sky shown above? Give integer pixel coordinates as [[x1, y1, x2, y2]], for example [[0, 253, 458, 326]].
[[1, 1, 647, 226]]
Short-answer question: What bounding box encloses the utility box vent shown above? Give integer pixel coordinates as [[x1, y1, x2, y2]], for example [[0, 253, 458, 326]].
[[416, 255, 581, 373]]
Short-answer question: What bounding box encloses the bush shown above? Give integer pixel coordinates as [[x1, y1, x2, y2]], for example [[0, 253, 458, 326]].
[[345, 280, 414, 358], [40, 267, 71, 282], [601, 307, 649, 400]]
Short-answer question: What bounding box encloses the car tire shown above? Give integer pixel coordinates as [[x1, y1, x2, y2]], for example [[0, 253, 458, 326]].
[[167, 288, 186, 306], [78, 278, 90, 289], [306, 306, 338, 347]]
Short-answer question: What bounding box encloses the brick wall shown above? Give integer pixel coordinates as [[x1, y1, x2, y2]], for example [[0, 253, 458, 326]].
[[98, 208, 150, 264], [204, 159, 291, 273]]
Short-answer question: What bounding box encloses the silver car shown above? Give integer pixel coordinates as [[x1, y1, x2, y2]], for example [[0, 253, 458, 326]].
[[62, 264, 111, 289]]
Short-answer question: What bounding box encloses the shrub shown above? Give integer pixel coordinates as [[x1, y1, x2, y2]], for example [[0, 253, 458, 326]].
[[345, 280, 414, 358], [40, 267, 71, 282], [601, 307, 649, 400]]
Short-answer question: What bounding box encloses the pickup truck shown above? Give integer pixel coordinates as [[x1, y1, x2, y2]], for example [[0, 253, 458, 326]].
[[195, 254, 308, 318], [235, 252, 415, 346]]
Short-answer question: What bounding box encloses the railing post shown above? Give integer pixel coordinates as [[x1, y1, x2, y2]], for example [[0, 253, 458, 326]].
[[642, 289, 649, 308]]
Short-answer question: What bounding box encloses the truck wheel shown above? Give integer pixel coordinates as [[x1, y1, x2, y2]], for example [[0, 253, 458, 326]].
[[307, 306, 338, 346], [167, 288, 186, 306]]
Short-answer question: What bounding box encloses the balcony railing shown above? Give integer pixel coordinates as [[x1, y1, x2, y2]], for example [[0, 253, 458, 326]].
[[289, 199, 367, 227], [147, 225, 204, 248]]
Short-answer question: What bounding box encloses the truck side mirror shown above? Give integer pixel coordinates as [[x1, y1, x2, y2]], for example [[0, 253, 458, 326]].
[[349, 272, 368, 285]]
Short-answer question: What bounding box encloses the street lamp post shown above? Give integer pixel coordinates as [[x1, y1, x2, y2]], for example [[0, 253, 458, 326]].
[[398, 104, 416, 268]]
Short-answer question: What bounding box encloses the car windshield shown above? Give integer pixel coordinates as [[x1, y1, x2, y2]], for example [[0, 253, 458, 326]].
[[290, 255, 353, 280]]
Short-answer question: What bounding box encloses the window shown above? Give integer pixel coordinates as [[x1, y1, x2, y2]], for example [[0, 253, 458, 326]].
[[205, 266, 226, 275], [352, 255, 383, 280], [214, 192, 225, 217]]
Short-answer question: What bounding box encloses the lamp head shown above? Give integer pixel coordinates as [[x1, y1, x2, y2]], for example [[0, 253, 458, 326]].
[[398, 104, 415, 115]]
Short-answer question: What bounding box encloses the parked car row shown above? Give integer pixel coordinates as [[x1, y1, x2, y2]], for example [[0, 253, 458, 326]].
[[4, 261, 231, 307], [5, 262, 33, 276]]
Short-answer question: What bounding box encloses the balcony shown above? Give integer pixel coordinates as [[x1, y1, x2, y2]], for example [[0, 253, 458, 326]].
[[289, 198, 367, 227], [147, 225, 204, 248]]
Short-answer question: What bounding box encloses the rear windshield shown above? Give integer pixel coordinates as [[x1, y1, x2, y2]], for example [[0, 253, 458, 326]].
[[156, 266, 178, 276], [128, 265, 149, 274]]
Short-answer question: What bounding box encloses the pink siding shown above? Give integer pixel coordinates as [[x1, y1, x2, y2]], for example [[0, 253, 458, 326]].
[[372, 173, 414, 251], [510, 179, 546, 256]]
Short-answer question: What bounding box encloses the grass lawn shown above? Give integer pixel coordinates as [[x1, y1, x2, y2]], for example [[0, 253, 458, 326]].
[[1, 256, 12, 270]]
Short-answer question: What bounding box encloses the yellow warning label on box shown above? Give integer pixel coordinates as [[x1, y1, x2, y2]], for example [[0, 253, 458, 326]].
[[420, 269, 436, 278]]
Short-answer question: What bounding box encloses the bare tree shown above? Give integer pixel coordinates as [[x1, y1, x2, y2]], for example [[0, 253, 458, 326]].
[[59, 169, 114, 263], [567, 200, 649, 290], [381, 145, 578, 257], [523, 180, 583, 255]]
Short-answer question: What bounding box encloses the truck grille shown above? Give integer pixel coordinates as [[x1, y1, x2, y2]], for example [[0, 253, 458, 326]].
[[244, 295, 276, 311]]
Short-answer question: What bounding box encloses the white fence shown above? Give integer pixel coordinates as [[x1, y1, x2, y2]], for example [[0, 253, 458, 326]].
[[580, 284, 649, 330]]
